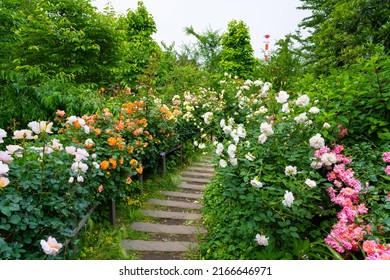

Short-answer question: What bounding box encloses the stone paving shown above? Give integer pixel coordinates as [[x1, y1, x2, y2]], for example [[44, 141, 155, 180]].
[[121, 157, 214, 259]]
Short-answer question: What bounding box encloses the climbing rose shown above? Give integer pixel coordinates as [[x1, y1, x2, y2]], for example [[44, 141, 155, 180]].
[[28, 121, 53, 134], [12, 129, 34, 140], [0, 161, 9, 175], [282, 191, 294, 207], [250, 179, 263, 188], [0, 177, 10, 188], [219, 159, 227, 168], [0, 128, 7, 143], [285, 166, 297, 176], [309, 133, 325, 149], [295, 94, 310, 107], [260, 122, 274, 136], [305, 179, 317, 188], [383, 152, 390, 163], [321, 153, 338, 166], [40, 236, 62, 256], [275, 91, 289, 103], [255, 234, 269, 246]]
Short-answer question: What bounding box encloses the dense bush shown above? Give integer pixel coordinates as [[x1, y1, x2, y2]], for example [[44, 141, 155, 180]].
[[194, 76, 390, 259], [0, 91, 185, 259]]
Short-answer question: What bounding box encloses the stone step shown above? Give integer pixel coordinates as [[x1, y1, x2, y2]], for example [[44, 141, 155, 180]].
[[191, 162, 214, 167], [122, 240, 198, 252], [141, 210, 202, 220], [160, 191, 203, 199], [131, 222, 206, 234], [180, 176, 211, 184], [148, 199, 202, 209], [186, 166, 215, 174], [179, 182, 206, 191], [180, 171, 213, 178]]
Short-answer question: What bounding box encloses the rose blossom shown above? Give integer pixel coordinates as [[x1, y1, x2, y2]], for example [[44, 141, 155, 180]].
[[305, 179, 317, 188], [40, 236, 62, 256], [295, 94, 310, 107], [255, 234, 269, 246], [309, 133, 325, 149], [275, 91, 289, 103], [285, 166, 297, 176], [282, 191, 295, 207]]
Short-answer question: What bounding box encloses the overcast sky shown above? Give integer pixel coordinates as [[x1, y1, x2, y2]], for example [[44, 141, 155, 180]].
[[91, 0, 311, 58]]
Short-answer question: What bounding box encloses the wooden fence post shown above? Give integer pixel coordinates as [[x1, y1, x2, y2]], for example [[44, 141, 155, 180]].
[[109, 199, 116, 226], [160, 151, 166, 177]]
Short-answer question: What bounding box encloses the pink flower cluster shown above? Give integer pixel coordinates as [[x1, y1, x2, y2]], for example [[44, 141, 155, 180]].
[[315, 145, 390, 259], [363, 240, 390, 260], [383, 152, 390, 176]]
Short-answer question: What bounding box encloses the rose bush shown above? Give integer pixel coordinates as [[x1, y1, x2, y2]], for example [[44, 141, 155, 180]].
[[196, 75, 389, 259], [0, 90, 185, 259]]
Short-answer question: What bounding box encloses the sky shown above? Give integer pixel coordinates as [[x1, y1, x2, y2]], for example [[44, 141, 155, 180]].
[[91, 0, 311, 59]]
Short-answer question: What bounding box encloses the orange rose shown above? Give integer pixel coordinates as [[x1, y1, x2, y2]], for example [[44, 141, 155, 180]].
[[94, 128, 101, 136], [128, 146, 134, 154], [132, 128, 143, 136], [109, 158, 117, 169], [119, 157, 124, 165], [114, 121, 124, 131], [107, 137, 117, 146], [126, 177, 132, 184], [130, 159, 138, 168], [73, 119, 81, 129], [136, 165, 143, 174], [100, 160, 109, 170]]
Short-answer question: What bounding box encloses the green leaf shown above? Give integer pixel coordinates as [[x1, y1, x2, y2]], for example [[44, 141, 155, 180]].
[[0, 223, 11, 231], [9, 215, 22, 225], [1, 207, 12, 217]]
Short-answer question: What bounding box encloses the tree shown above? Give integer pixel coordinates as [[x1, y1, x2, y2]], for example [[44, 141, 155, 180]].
[[0, 0, 125, 85], [219, 20, 257, 79], [260, 33, 304, 91], [183, 25, 222, 72], [118, 1, 160, 86], [299, 0, 390, 74]]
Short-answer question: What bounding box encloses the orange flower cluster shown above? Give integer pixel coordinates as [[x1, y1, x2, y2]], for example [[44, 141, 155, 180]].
[[159, 106, 173, 120], [100, 158, 118, 170], [107, 137, 117, 146]]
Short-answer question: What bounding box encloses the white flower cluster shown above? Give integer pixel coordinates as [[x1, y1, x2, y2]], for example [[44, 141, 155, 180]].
[[258, 122, 274, 144], [66, 146, 91, 183], [220, 119, 246, 144]]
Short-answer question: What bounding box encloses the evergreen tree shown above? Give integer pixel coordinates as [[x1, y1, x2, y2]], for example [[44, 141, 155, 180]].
[[219, 20, 257, 78]]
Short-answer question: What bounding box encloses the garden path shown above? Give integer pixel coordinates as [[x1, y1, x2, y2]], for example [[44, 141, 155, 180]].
[[121, 156, 214, 260]]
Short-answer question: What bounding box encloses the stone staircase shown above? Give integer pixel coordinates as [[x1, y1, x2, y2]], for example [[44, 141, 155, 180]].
[[121, 157, 214, 260]]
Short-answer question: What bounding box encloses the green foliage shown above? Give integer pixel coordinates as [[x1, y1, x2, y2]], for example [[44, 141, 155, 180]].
[[219, 20, 258, 79], [299, 0, 390, 74], [296, 46, 390, 141], [183, 25, 222, 72], [259, 33, 304, 91]]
